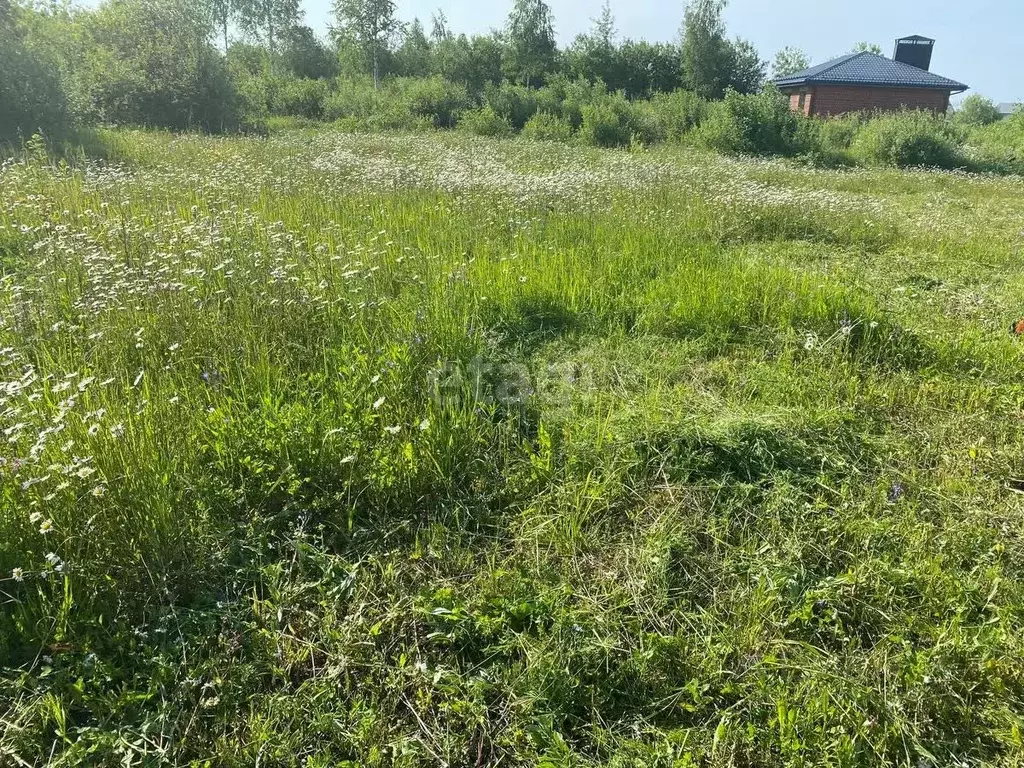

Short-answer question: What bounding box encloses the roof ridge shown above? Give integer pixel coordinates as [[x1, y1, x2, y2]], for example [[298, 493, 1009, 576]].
[[772, 49, 967, 92], [811, 51, 867, 79]]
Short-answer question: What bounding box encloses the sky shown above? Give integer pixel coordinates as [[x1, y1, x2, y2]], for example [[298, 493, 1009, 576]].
[[292, 0, 1022, 103]]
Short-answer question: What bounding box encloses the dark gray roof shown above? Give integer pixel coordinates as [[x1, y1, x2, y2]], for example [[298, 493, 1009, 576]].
[[774, 51, 967, 92]]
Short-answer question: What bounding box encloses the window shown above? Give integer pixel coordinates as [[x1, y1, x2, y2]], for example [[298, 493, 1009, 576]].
[[797, 93, 807, 111]]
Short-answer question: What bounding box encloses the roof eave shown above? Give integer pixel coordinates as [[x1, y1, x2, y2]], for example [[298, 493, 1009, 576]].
[[775, 78, 967, 92]]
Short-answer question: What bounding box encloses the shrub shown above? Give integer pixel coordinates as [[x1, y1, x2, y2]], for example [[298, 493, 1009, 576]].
[[225, 68, 270, 134], [366, 103, 433, 133], [484, 82, 538, 131], [558, 77, 608, 130], [580, 99, 631, 148], [521, 111, 573, 142], [648, 90, 707, 141], [399, 76, 471, 129], [627, 101, 666, 146], [953, 94, 1002, 128], [323, 78, 439, 133], [577, 93, 666, 149], [969, 109, 1024, 155], [533, 83, 564, 118], [692, 87, 805, 156], [816, 113, 866, 152], [850, 111, 966, 168], [0, 8, 73, 142], [962, 109, 1024, 173], [78, 0, 248, 133], [458, 105, 513, 137], [270, 77, 328, 119], [324, 77, 387, 121]]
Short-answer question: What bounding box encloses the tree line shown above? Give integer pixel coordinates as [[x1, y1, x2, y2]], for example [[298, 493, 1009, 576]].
[[5, 0, 1012, 154], [333, 0, 772, 99], [2, 0, 825, 140]]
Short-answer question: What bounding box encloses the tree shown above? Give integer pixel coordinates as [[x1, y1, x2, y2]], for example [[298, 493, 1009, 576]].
[[0, 0, 73, 140], [332, 0, 402, 88], [280, 24, 338, 79], [616, 40, 683, 98], [565, 1, 619, 87], [205, 0, 236, 52], [954, 94, 1001, 127], [236, 0, 301, 61], [395, 17, 431, 77], [592, 0, 615, 48], [771, 46, 808, 78], [680, 0, 733, 99], [851, 41, 882, 54], [727, 37, 764, 93], [435, 32, 503, 95], [430, 7, 449, 43], [84, 0, 243, 131], [504, 0, 556, 87]]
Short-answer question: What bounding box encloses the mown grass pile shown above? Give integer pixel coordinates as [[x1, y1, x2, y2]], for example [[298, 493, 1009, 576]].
[[1, 129, 1024, 766]]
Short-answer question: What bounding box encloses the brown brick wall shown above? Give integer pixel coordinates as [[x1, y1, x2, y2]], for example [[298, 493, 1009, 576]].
[[788, 91, 812, 116], [783, 85, 950, 117]]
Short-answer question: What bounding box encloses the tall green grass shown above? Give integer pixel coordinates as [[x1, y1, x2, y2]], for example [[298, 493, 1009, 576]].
[[1, 129, 1023, 766]]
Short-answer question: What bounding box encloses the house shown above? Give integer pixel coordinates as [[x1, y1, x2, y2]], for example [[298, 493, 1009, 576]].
[[997, 103, 1021, 119], [774, 36, 968, 117]]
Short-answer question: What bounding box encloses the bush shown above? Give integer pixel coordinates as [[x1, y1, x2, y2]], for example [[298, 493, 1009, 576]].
[[366, 108, 434, 133], [323, 76, 470, 132], [0, 8, 73, 142], [558, 77, 608, 130], [580, 99, 631, 148], [962, 109, 1024, 173], [953, 94, 1002, 128], [484, 82, 538, 131], [458, 105, 513, 137], [627, 101, 666, 146], [324, 77, 387, 121], [816, 113, 866, 152], [969, 109, 1024, 155], [76, 0, 249, 133], [399, 76, 471, 129], [578, 93, 665, 149], [648, 90, 707, 141], [850, 111, 966, 168], [692, 87, 805, 156], [270, 77, 328, 119], [533, 83, 564, 118], [521, 111, 573, 142]]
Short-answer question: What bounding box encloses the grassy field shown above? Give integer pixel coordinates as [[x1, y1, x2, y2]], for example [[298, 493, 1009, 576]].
[[1, 128, 1024, 766]]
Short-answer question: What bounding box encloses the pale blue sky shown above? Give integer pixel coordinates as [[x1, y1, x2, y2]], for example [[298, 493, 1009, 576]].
[[295, 0, 1020, 102]]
